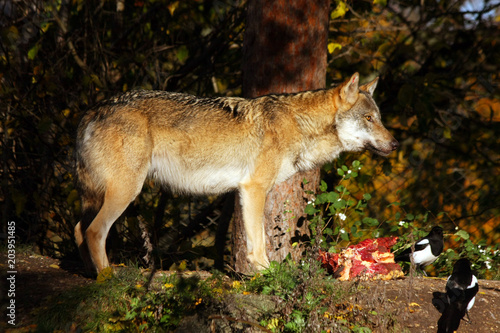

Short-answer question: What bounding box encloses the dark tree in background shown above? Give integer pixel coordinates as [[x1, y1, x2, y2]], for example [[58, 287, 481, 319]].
[[232, 0, 330, 273]]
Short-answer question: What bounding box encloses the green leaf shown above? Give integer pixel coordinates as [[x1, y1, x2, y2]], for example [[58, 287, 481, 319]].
[[176, 45, 189, 63], [337, 168, 345, 176], [454, 230, 469, 240], [320, 180, 328, 192], [316, 193, 327, 204], [304, 204, 318, 215], [373, 0, 387, 6], [326, 191, 339, 203], [28, 44, 41, 60], [363, 193, 372, 200], [362, 217, 379, 226], [333, 199, 346, 210]]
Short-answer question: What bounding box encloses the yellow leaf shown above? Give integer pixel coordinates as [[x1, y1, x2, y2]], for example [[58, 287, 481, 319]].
[[409, 302, 420, 307], [328, 42, 342, 54], [373, 0, 387, 6], [50, 264, 60, 269], [331, 1, 349, 20], [61, 108, 71, 117], [96, 266, 114, 283], [168, 1, 179, 16], [178, 260, 187, 271]]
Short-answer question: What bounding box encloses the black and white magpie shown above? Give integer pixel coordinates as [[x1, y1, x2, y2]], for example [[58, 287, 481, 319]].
[[395, 226, 444, 274], [432, 258, 479, 333]]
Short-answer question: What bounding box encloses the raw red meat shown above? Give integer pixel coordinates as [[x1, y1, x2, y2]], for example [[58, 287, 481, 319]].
[[318, 237, 404, 281]]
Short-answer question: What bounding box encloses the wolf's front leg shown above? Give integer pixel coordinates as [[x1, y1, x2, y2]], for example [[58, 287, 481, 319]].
[[239, 181, 270, 270]]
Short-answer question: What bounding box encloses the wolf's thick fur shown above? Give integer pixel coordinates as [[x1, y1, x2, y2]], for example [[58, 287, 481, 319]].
[[75, 73, 398, 273]]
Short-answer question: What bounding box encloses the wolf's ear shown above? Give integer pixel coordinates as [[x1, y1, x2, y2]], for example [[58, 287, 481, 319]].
[[340, 73, 359, 105], [360, 77, 379, 96]]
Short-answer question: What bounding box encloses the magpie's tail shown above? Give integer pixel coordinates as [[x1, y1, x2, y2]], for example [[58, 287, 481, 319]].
[[432, 292, 448, 313], [437, 299, 468, 333], [394, 252, 410, 262]]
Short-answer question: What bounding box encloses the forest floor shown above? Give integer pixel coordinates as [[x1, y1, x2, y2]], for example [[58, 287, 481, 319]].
[[1, 251, 499, 332]]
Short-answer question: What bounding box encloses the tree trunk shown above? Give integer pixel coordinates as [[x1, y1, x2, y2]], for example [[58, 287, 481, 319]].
[[232, 0, 330, 273]]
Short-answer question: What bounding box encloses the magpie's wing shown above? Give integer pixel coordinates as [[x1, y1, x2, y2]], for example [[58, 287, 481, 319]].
[[394, 239, 429, 262], [413, 238, 430, 252], [432, 291, 448, 313], [394, 250, 410, 262], [464, 276, 479, 311]]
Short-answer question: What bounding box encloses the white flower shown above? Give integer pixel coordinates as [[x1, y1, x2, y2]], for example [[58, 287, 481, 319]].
[[338, 213, 346, 221], [486, 261, 492, 269], [347, 170, 352, 174], [340, 228, 346, 234], [398, 221, 405, 226]]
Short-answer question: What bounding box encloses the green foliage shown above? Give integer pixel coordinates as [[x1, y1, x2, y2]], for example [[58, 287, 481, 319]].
[[246, 255, 358, 332], [434, 230, 500, 280], [309, 160, 499, 280], [36, 266, 212, 332], [307, 160, 385, 251]]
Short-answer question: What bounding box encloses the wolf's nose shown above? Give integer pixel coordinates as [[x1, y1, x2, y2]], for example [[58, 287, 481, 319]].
[[391, 140, 399, 151]]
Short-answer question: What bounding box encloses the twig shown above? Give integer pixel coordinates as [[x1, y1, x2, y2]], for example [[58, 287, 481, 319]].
[[50, 5, 89, 73]]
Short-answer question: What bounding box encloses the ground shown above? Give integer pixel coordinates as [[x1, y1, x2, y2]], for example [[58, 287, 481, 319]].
[[1, 252, 499, 332]]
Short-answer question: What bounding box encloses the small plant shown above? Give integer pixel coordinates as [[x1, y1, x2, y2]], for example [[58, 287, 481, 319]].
[[433, 229, 500, 279], [35, 266, 213, 332], [246, 254, 363, 332], [306, 160, 380, 253]]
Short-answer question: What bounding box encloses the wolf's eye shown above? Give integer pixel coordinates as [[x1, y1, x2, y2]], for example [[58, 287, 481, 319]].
[[365, 115, 373, 122]]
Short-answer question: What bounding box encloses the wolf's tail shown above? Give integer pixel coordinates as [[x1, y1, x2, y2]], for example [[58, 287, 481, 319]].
[[75, 151, 105, 232]]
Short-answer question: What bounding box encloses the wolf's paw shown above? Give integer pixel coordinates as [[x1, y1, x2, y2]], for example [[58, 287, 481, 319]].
[[248, 252, 270, 271]]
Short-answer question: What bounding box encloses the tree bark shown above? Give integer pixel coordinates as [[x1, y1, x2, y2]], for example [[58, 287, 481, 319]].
[[232, 0, 330, 273]]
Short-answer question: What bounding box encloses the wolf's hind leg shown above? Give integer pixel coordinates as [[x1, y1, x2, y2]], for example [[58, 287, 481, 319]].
[[85, 180, 144, 273], [75, 191, 104, 274], [75, 221, 94, 273]]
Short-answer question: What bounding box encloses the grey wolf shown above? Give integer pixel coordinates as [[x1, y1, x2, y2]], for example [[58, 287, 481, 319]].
[[432, 258, 478, 333], [74, 72, 399, 273], [395, 226, 444, 274]]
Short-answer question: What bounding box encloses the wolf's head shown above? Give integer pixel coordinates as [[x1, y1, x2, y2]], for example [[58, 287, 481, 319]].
[[335, 73, 399, 156]]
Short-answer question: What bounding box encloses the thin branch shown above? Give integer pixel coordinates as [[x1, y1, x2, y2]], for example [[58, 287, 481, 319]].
[[51, 6, 89, 73]]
